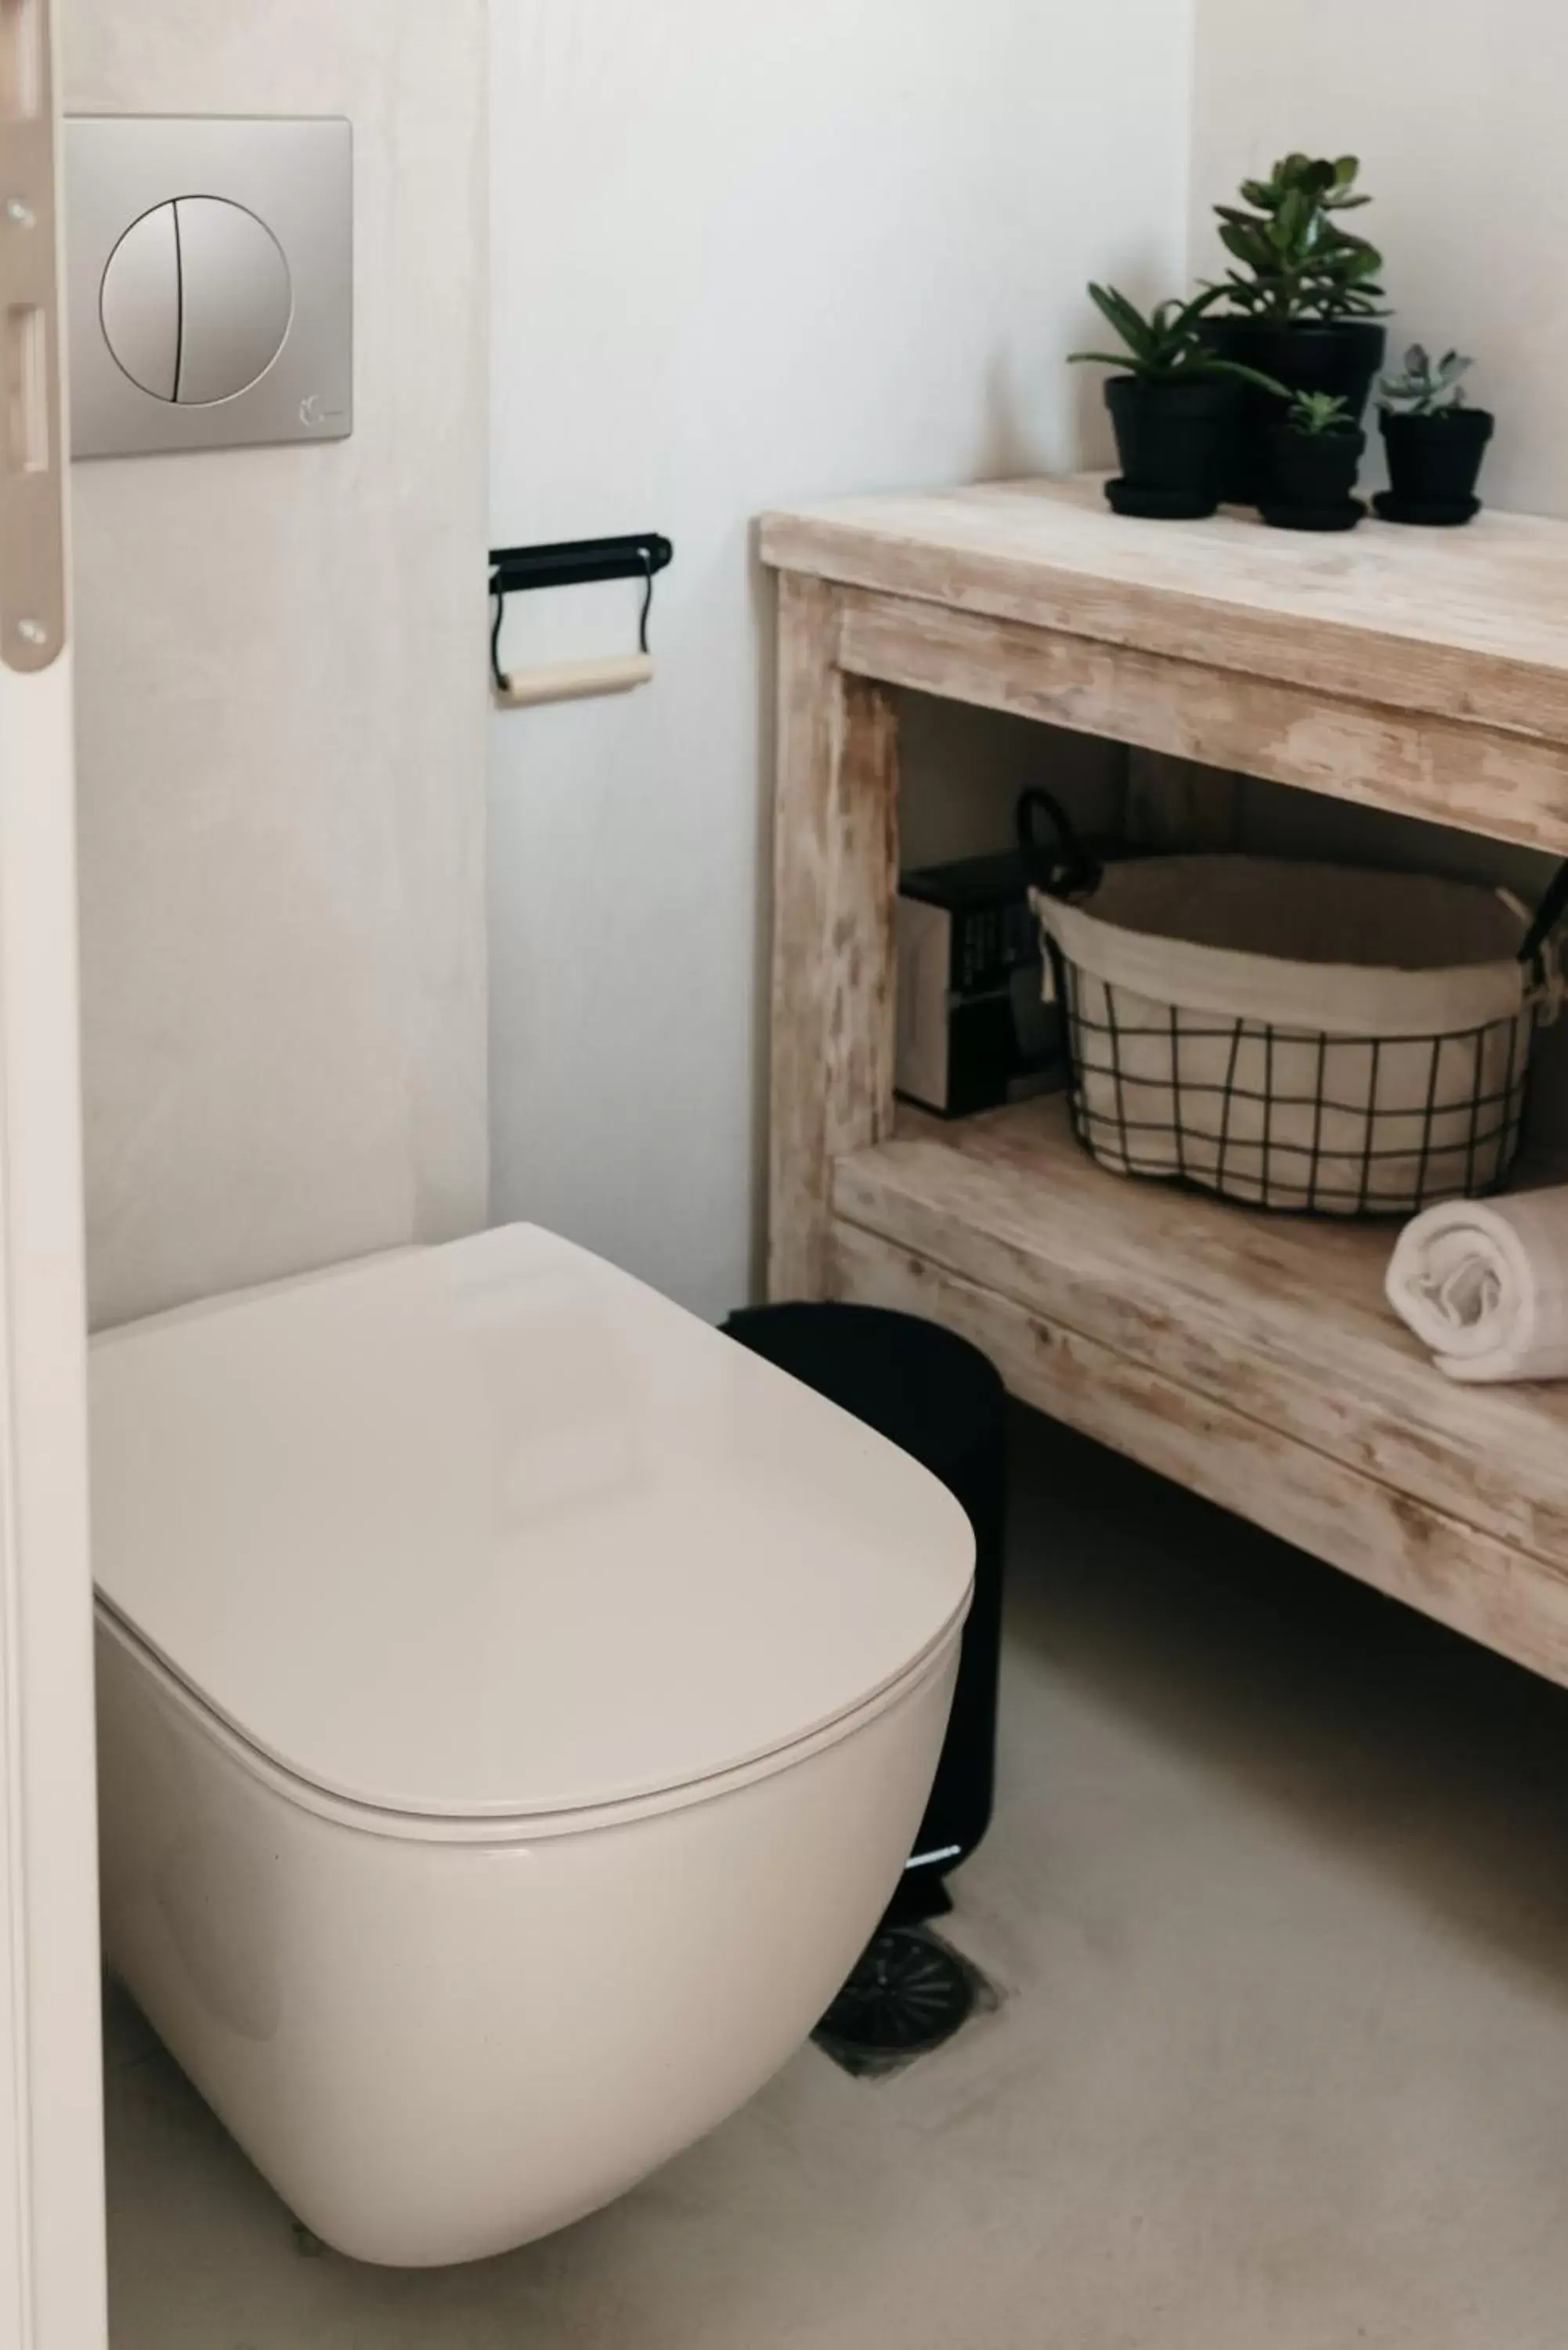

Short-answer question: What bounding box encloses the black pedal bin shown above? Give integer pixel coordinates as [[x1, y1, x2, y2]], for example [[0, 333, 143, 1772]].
[[722, 1302, 1006, 1904]]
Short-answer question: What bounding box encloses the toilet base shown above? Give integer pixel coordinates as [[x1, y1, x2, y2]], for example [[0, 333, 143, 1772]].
[[97, 1611, 962, 2266]]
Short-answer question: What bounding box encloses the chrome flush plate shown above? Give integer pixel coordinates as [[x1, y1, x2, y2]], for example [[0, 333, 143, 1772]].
[[66, 115, 352, 460]]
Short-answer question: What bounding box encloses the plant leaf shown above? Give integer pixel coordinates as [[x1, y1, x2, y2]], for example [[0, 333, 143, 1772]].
[[1171, 282, 1228, 327], [1277, 187, 1310, 248], [1219, 222, 1270, 266], [1204, 360, 1292, 396], [1087, 282, 1155, 358]]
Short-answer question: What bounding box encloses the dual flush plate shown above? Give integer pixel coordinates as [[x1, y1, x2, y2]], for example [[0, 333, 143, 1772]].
[[66, 115, 352, 459]]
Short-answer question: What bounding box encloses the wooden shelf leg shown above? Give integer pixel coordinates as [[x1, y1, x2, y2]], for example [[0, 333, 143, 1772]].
[[768, 574, 900, 1302]]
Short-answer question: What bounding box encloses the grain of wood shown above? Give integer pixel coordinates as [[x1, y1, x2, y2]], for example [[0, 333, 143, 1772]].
[[767, 575, 899, 1302], [764, 472, 1568, 1690], [830, 1220, 1568, 1689], [762, 475, 1568, 743], [837, 589, 1568, 859], [492, 653, 655, 710], [833, 1098, 1568, 1569]]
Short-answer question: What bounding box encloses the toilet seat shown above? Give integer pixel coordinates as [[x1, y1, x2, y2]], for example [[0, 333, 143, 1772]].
[[92, 1227, 975, 2265], [92, 1595, 960, 1844], [90, 1227, 974, 1827]]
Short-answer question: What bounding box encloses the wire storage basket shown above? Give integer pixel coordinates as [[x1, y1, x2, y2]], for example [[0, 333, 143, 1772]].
[[1017, 790, 1568, 1218]]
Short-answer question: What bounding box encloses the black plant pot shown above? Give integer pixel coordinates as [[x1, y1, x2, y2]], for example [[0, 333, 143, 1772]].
[[1260, 422, 1366, 532], [1375, 409, 1494, 526], [1203, 317, 1386, 504], [1102, 374, 1235, 520]]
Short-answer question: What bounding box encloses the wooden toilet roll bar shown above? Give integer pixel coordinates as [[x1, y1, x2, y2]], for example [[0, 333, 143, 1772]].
[[490, 532, 673, 710]]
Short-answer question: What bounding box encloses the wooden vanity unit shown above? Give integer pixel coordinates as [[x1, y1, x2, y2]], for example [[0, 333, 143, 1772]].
[[760, 476, 1568, 1685]]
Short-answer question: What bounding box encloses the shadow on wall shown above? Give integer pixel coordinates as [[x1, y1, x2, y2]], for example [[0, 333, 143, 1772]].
[[747, 522, 781, 1303], [975, 354, 1060, 484]]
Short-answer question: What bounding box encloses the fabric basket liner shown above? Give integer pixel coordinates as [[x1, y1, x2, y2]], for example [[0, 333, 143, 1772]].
[[1039, 859, 1534, 1040]]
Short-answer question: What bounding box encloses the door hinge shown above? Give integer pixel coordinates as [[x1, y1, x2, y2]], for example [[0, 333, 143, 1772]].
[[0, 0, 63, 675]]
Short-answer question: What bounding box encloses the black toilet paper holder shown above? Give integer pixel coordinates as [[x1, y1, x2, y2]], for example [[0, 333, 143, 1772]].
[[489, 532, 674, 709]]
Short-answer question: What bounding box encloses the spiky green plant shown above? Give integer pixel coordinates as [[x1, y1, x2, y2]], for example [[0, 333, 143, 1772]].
[[1378, 344, 1473, 416], [1214, 154, 1386, 323], [1285, 389, 1357, 436], [1068, 284, 1288, 392]]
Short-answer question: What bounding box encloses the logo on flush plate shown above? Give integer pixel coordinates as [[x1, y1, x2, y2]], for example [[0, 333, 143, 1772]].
[[298, 392, 346, 428]]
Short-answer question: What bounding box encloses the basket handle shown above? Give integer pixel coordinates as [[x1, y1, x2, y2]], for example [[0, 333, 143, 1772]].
[[1518, 859, 1568, 968], [1016, 787, 1102, 900]]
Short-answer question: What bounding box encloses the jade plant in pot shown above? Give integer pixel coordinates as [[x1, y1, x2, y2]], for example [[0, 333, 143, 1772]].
[[1205, 154, 1387, 503], [1262, 390, 1365, 532], [1070, 284, 1286, 520], [1375, 345, 1493, 525]]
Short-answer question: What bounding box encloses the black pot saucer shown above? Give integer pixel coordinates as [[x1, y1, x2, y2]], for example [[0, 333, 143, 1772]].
[[1104, 477, 1219, 521], [1371, 490, 1482, 528], [1257, 497, 1366, 534]]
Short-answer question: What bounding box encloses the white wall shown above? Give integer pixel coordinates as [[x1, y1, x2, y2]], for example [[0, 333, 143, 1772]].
[[1190, 0, 1568, 1144], [490, 0, 1194, 1320], [66, 0, 490, 1330], [1191, 0, 1568, 516]]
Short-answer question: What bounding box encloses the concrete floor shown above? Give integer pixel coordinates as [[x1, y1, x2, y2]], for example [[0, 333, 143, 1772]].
[[105, 1410, 1568, 2348]]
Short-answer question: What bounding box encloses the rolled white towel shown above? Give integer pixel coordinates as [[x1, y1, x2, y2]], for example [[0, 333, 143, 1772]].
[[1386, 1190, 1568, 1383]]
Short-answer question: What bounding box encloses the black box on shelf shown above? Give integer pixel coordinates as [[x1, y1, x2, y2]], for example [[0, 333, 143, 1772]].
[[895, 850, 1064, 1119]]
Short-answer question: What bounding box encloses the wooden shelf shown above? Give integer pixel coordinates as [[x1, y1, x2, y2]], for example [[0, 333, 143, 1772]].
[[829, 1097, 1568, 1683], [762, 472, 1568, 1689]]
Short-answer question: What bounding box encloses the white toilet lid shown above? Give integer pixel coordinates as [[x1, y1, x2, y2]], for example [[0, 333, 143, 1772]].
[[89, 1227, 974, 1821]]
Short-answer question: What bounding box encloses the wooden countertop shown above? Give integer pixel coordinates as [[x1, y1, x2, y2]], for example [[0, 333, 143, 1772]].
[[761, 475, 1568, 743]]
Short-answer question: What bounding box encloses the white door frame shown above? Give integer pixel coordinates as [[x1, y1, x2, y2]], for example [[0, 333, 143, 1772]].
[[0, 0, 110, 2341]]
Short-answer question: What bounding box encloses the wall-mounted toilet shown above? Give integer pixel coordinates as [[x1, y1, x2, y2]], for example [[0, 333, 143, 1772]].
[[90, 1225, 974, 2267]]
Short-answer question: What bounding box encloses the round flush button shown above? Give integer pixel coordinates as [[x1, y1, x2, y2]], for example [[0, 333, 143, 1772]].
[[100, 196, 293, 407]]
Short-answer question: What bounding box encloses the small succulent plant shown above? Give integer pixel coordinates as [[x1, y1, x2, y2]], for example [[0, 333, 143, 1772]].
[[1069, 283, 1288, 392], [1214, 154, 1386, 324], [1286, 389, 1357, 436], [1378, 344, 1473, 416]]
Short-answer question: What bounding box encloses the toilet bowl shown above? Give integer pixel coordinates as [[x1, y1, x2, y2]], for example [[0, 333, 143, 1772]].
[[90, 1226, 974, 2267]]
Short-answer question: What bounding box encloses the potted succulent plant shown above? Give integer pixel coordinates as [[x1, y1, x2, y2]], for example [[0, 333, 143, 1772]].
[[1069, 283, 1286, 519], [1375, 345, 1493, 525], [1204, 154, 1388, 503], [1261, 390, 1366, 531]]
